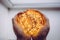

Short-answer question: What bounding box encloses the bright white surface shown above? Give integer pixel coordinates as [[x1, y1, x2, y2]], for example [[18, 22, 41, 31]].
[[0, 3, 60, 40], [0, 3, 8, 39], [10, 0, 60, 4], [9, 0, 60, 8], [1, 0, 60, 8], [0, 3, 16, 40]]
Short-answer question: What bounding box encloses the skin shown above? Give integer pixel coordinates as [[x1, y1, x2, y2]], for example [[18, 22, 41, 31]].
[[12, 10, 50, 40]]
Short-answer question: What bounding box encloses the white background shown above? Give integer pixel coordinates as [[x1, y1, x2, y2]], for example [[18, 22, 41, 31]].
[[0, 3, 60, 40], [10, 0, 60, 4]]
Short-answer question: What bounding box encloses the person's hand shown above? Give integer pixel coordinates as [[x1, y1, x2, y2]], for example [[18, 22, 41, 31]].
[[32, 18, 50, 40], [12, 18, 31, 40]]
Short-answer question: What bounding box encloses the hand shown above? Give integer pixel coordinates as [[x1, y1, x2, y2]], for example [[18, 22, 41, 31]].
[[32, 18, 50, 40], [12, 18, 31, 40]]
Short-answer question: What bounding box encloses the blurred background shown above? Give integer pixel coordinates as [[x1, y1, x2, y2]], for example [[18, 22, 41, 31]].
[[0, 0, 60, 40]]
